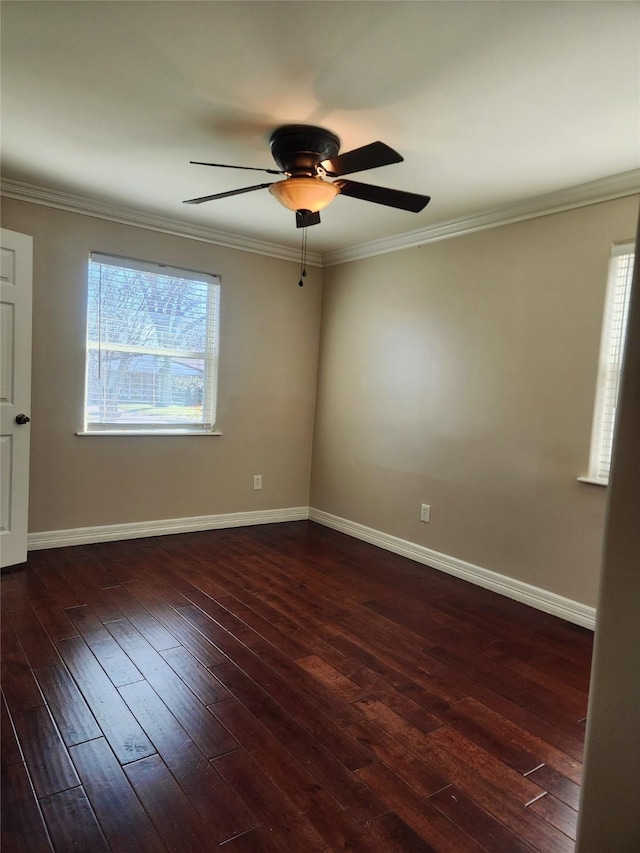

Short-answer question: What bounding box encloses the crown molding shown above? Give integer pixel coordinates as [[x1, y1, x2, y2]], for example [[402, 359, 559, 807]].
[[3, 171, 638, 270], [0, 178, 323, 267], [322, 170, 640, 267]]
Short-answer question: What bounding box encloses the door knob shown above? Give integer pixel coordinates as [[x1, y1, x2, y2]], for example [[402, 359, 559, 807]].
[[15, 414, 31, 425]]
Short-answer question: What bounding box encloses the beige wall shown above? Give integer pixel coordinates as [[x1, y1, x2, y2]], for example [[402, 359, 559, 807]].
[[2, 198, 322, 532], [311, 196, 639, 606], [3, 192, 637, 610]]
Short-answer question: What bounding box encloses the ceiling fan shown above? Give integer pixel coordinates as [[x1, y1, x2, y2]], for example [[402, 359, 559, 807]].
[[183, 124, 431, 228]]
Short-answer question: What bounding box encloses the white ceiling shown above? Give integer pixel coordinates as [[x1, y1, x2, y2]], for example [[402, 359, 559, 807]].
[[1, 1, 639, 256]]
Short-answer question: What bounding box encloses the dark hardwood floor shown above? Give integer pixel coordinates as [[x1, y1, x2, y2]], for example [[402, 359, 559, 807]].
[[1, 521, 593, 851]]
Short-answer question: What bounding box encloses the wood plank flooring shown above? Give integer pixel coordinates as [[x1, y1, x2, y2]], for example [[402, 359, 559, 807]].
[[1, 521, 593, 851]]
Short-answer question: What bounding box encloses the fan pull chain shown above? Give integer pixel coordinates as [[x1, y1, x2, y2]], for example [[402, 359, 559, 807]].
[[298, 226, 308, 287]]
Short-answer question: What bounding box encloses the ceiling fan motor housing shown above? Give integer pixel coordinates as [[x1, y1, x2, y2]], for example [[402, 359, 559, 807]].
[[269, 125, 340, 176]]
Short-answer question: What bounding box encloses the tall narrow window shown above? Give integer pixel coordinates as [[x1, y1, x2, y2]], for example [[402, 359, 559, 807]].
[[585, 242, 635, 483], [84, 253, 220, 434]]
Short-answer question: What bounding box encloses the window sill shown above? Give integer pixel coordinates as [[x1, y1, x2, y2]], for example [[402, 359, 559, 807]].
[[76, 430, 223, 437], [577, 476, 608, 487]]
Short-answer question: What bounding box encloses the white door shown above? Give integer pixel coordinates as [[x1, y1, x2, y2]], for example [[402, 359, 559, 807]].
[[1, 228, 33, 568]]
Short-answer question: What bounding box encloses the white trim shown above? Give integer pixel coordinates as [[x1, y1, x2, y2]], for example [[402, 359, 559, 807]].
[[309, 508, 596, 630], [26, 505, 596, 629], [2, 172, 638, 270], [322, 170, 640, 267], [75, 430, 223, 436], [0, 179, 323, 268], [27, 507, 309, 550], [577, 476, 607, 487]]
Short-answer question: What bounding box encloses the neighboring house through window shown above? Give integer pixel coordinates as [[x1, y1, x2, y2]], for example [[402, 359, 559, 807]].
[[583, 242, 635, 484], [83, 253, 220, 434]]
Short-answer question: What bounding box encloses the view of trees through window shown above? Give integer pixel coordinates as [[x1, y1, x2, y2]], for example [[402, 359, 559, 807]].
[[85, 256, 219, 430]]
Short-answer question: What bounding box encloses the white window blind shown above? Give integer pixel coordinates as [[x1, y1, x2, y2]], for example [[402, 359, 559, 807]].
[[84, 253, 220, 433], [586, 243, 635, 483]]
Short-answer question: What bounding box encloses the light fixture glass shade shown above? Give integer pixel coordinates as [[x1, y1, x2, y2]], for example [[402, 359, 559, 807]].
[[269, 177, 339, 212]]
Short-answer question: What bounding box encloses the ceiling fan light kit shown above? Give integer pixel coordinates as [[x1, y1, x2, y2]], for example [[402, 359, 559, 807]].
[[268, 176, 339, 213], [184, 123, 430, 227]]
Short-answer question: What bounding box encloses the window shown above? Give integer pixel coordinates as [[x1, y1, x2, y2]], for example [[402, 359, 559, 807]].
[[584, 242, 635, 483], [83, 253, 220, 434]]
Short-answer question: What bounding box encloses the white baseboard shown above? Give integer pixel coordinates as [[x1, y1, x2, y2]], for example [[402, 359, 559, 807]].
[[309, 508, 596, 630], [27, 507, 310, 551], [27, 505, 596, 630]]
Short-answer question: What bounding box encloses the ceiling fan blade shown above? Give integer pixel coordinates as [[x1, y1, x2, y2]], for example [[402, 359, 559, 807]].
[[335, 179, 430, 213], [296, 210, 321, 228], [321, 142, 403, 177], [190, 161, 283, 175], [183, 183, 273, 205]]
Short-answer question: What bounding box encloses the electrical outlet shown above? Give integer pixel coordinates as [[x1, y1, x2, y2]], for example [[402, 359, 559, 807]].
[[253, 474, 262, 490], [420, 503, 431, 523]]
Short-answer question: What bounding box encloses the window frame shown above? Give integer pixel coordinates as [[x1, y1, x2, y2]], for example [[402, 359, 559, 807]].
[[580, 241, 635, 485], [80, 252, 221, 436]]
